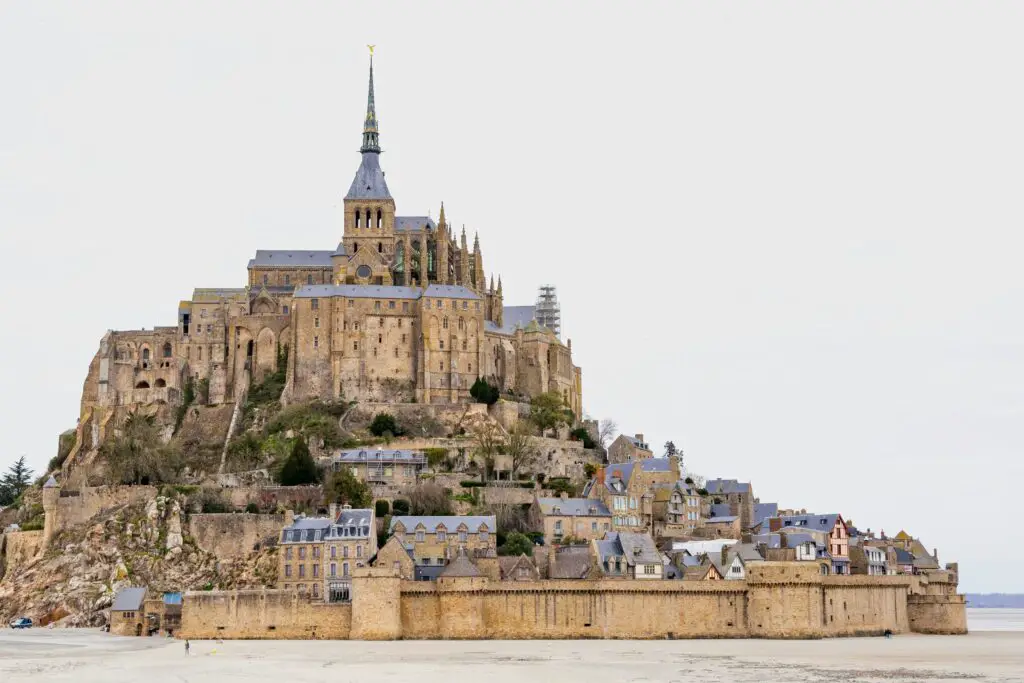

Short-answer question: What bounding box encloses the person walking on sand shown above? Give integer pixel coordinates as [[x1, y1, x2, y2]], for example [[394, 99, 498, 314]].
[[185, 640, 190, 655]]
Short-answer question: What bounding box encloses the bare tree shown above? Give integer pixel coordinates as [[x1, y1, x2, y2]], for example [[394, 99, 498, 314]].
[[598, 419, 618, 448], [504, 421, 538, 478], [471, 422, 504, 481], [407, 482, 453, 516]]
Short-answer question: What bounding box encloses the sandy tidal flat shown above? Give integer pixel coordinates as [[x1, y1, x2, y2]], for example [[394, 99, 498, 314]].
[[0, 629, 1022, 683]]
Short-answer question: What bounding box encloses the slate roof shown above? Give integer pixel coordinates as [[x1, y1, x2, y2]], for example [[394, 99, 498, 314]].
[[280, 511, 373, 544], [616, 532, 661, 566], [728, 543, 765, 563], [498, 555, 537, 580], [549, 546, 593, 579], [752, 532, 782, 549], [294, 284, 422, 299], [705, 479, 751, 495], [414, 565, 446, 581], [536, 498, 611, 517], [503, 305, 537, 329], [778, 514, 844, 534], [395, 216, 437, 232], [111, 586, 147, 612], [710, 503, 732, 518], [346, 151, 391, 199], [423, 284, 481, 300], [638, 458, 673, 473], [753, 503, 778, 525], [390, 515, 496, 533], [782, 532, 818, 547], [248, 250, 335, 269], [894, 548, 915, 564], [706, 516, 739, 524], [334, 449, 426, 464], [43, 476, 58, 489], [440, 554, 481, 578]]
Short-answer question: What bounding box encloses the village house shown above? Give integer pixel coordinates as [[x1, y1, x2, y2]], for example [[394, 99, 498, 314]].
[[582, 458, 679, 533], [389, 515, 497, 567], [771, 513, 850, 575], [850, 541, 888, 576], [655, 480, 703, 538], [372, 535, 417, 580], [530, 495, 612, 545], [331, 448, 427, 486], [278, 506, 376, 601], [546, 544, 597, 580], [683, 559, 723, 581], [498, 554, 540, 581], [703, 515, 741, 539], [594, 531, 663, 579], [607, 433, 654, 464], [705, 479, 756, 531], [719, 543, 765, 580], [109, 586, 148, 636]]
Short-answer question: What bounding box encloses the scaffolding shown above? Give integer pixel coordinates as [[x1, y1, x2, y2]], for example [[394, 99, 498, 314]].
[[535, 284, 561, 338]]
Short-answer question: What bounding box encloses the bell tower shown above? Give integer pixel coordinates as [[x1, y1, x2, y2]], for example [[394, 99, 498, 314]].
[[342, 47, 397, 284]]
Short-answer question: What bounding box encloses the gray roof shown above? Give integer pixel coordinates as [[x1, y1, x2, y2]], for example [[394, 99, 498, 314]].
[[622, 435, 652, 450], [395, 216, 436, 232], [597, 532, 661, 569], [294, 284, 422, 300], [423, 284, 481, 300], [728, 543, 765, 563], [390, 515, 496, 533], [111, 587, 147, 612], [549, 546, 593, 579], [710, 503, 732, 517], [705, 479, 752, 495], [503, 305, 536, 329], [43, 476, 58, 489], [753, 503, 778, 525], [334, 449, 426, 464], [784, 532, 819, 547], [248, 250, 335, 268], [440, 555, 481, 578], [335, 508, 373, 527], [345, 152, 391, 199], [752, 532, 782, 549], [779, 514, 843, 534], [894, 548, 915, 564], [638, 458, 673, 473], [414, 565, 446, 581], [536, 498, 611, 517], [280, 517, 333, 544], [707, 516, 739, 524]]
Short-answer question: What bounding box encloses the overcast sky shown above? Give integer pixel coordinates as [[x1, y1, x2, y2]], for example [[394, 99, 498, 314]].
[[1, 3, 1021, 592]]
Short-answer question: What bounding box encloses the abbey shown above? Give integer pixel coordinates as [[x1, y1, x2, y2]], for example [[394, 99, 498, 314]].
[[77, 55, 582, 417]]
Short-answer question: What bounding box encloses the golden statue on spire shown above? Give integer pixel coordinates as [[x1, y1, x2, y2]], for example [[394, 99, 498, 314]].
[[367, 44, 375, 56]]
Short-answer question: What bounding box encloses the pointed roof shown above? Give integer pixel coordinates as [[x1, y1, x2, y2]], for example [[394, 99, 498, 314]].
[[43, 475, 58, 489], [346, 50, 391, 200], [440, 554, 481, 578]]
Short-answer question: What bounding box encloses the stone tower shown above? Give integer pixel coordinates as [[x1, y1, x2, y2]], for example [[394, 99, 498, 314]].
[[341, 48, 397, 282], [41, 475, 60, 549]]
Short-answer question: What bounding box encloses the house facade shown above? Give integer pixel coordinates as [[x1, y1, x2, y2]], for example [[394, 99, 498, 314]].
[[530, 495, 612, 545], [331, 448, 426, 486], [277, 507, 377, 601], [772, 513, 850, 575], [389, 515, 497, 567], [594, 531, 663, 579], [607, 433, 654, 464]]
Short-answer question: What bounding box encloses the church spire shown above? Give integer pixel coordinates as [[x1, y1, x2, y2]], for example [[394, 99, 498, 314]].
[[361, 46, 380, 154]]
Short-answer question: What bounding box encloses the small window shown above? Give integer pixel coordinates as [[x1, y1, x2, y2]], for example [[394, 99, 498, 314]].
[[377, 242, 383, 253], [314, 317, 320, 328], [311, 298, 319, 310], [459, 531, 468, 542], [285, 274, 290, 285], [443, 318, 449, 329], [347, 300, 354, 308], [401, 334, 406, 343], [378, 334, 382, 344], [283, 305, 289, 315], [263, 275, 268, 285], [307, 275, 313, 285], [415, 530, 425, 542], [440, 341, 444, 350], [388, 301, 395, 309], [313, 336, 319, 348], [353, 341, 358, 351], [375, 301, 381, 311], [402, 301, 409, 312], [462, 301, 467, 310], [462, 340, 467, 351]]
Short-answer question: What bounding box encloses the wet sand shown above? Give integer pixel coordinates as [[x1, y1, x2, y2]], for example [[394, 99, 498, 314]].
[[0, 629, 1021, 682]]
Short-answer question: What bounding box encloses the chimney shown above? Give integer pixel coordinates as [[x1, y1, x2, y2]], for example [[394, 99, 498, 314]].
[[342, 503, 352, 511], [329, 503, 339, 521], [596, 467, 605, 487], [560, 491, 568, 501], [720, 546, 729, 565], [284, 509, 295, 527]]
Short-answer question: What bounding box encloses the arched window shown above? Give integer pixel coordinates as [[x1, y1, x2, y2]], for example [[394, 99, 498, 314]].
[[142, 348, 150, 362], [376, 209, 382, 229], [354, 242, 359, 253], [355, 211, 361, 228], [135, 381, 150, 389], [378, 242, 383, 253], [365, 209, 371, 229], [154, 378, 167, 388], [162, 343, 172, 358], [307, 274, 313, 285], [443, 317, 449, 330]]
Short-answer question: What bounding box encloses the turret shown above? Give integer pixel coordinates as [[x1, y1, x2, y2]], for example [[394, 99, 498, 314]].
[[437, 203, 449, 285], [459, 227, 470, 285], [495, 276, 504, 327], [472, 231, 484, 290]]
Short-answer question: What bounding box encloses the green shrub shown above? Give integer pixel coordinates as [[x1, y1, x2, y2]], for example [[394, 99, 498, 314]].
[[685, 477, 694, 485], [498, 531, 534, 557], [569, 427, 597, 449], [325, 468, 371, 508], [369, 413, 401, 437], [584, 463, 598, 478], [424, 447, 448, 469], [546, 477, 576, 497], [460, 480, 486, 488], [470, 377, 500, 405], [245, 503, 260, 514], [392, 498, 410, 515], [265, 402, 345, 449], [375, 500, 390, 517], [278, 439, 319, 486]]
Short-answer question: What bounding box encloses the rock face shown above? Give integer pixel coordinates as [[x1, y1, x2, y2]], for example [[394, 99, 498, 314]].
[[0, 495, 277, 627]]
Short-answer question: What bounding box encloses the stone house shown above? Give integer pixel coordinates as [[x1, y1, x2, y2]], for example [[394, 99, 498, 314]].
[[683, 560, 723, 581], [594, 531, 663, 580], [529, 495, 612, 545], [850, 542, 888, 576], [546, 544, 597, 580], [702, 515, 741, 539], [331, 448, 426, 486], [719, 543, 765, 580], [389, 515, 496, 568], [498, 554, 540, 581], [109, 586, 147, 636], [582, 458, 679, 533], [372, 535, 416, 580], [278, 506, 377, 601], [607, 433, 653, 464], [705, 479, 756, 531], [654, 480, 703, 538], [771, 513, 850, 575]]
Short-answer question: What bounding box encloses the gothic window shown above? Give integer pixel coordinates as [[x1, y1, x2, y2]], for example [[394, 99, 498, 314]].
[[263, 275, 268, 285], [307, 274, 313, 285], [462, 340, 467, 351], [376, 209, 382, 229], [285, 274, 290, 285], [162, 343, 172, 358], [365, 209, 371, 228], [458, 318, 464, 331], [443, 318, 449, 330], [355, 211, 361, 229]]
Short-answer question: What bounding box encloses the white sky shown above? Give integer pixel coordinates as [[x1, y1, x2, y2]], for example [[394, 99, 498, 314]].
[[1, 2, 1021, 592]]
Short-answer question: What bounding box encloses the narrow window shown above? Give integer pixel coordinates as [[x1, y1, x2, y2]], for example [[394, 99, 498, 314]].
[[285, 274, 290, 285], [443, 318, 449, 330], [355, 211, 361, 228], [378, 334, 382, 344], [376, 209, 382, 229], [388, 300, 395, 309], [378, 242, 383, 253], [375, 301, 381, 311], [313, 336, 319, 349], [263, 275, 268, 285], [365, 209, 371, 228], [311, 298, 319, 310], [307, 274, 313, 285], [353, 341, 358, 351], [462, 340, 467, 351], [314, 317, 320, 328]]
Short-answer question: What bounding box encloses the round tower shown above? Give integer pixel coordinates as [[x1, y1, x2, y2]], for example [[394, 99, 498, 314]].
[[41, 475, 60, 549]]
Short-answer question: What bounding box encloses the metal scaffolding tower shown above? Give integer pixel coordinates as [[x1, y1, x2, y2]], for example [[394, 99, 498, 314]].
[[535, 284, 561, 338]]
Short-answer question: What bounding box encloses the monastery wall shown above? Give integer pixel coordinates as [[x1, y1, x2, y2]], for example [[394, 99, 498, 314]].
[[187, 513, 285, 560], [179, 563, 954, 641], [53, 486, 158, 533]]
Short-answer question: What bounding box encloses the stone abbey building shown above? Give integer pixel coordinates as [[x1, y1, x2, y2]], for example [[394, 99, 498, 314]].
[[76, 54, 582, 421]]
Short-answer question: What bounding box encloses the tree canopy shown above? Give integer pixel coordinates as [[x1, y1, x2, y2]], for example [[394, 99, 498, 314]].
[[278, 438, 319, 486], [529, 391, 574, 434], [498, 531, 534, 557], [0, 456, 33, 506], [326, 467, 371, 508]]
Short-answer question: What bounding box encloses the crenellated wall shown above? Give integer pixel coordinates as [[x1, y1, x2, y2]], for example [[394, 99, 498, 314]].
[[179, 562, 963, 640]]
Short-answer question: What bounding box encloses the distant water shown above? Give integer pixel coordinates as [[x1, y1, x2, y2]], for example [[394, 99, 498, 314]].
[[967, 608, 1024, 631]]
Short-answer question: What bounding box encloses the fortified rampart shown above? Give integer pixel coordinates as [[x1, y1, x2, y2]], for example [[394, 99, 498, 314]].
[[187, 513, 285, 560], [180, 562, 964, 640]]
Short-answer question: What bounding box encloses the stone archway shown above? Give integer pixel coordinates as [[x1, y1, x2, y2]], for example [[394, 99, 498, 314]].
[[255, 327, 277, 382]]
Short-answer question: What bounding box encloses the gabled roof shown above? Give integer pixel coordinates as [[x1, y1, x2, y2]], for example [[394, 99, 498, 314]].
[[111, 587, 147, 612], [753, 503, 778, 525], [778, 514, 845, 534], [423, 284, 481, 300], [549, 547, 594, 579], [706, 516, 739, 524], [248, 250, 335, 269], [705, 479, 751, 495], [728, 543, 765, 563], [498, 554, 537, 580], [440, 554, 480, 578], [395, 216, 436, 232], [334, 449, 426, 464], [616, 532, 661, 566], [389, 515, 496, 533], [536, 498, 611, 517]]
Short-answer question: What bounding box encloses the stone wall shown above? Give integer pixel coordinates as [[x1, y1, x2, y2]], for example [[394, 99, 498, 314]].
[[187, 513, 285, 560], [181, 589, 351, 639], [53, 486, 158, 533], [0, 531, 43, 578], [220, 485, 323, 511], [179, 562, 963, 641]]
